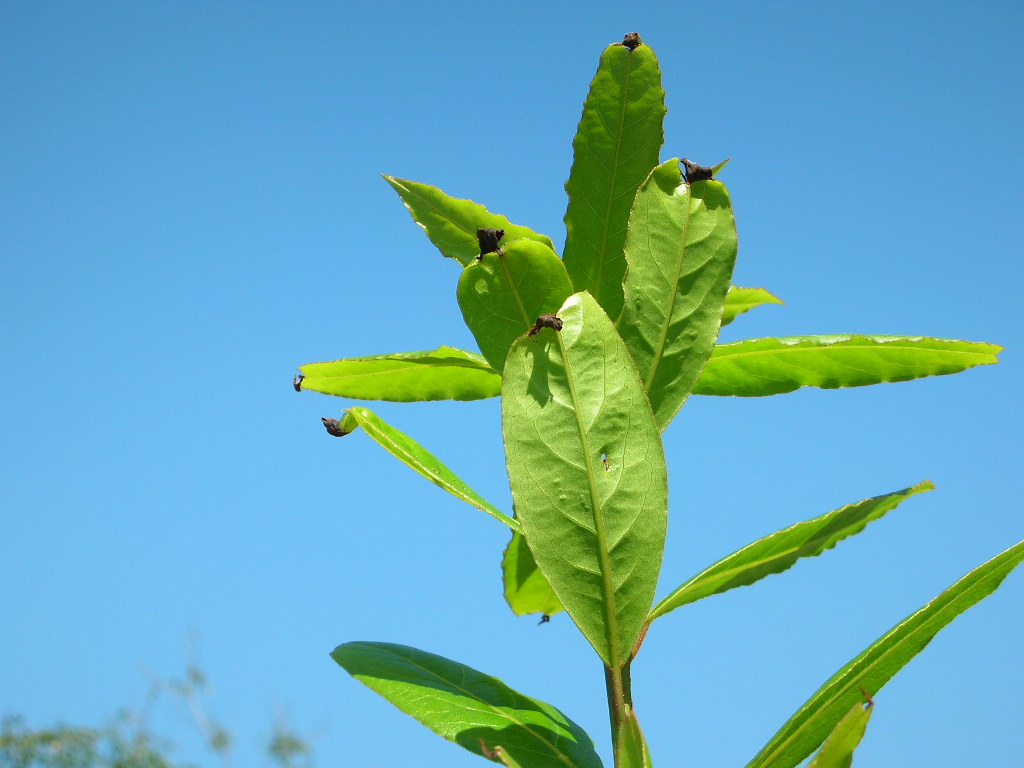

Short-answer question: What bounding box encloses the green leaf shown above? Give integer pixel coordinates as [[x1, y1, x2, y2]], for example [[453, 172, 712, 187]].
[[806, 699, 873, 768], [299, 346, 501, 402], [722, 286, 784, 327], [693, 335, 1002, 397], [338, 406, 519, 531], [502, 531, 564, 618], [746, 539, 1024, 768], [649, 481, 933, 621], [331, 641, 603, 768], [563, 37, 666, 321], [458, 239, 574, 373], [383, 176, 555, 266], [502, 292, 668, 668], [616, 710, 653, 768], [617, 159, 739, 430]]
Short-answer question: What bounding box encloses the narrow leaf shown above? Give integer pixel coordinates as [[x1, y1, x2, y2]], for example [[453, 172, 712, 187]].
[[502, 292, 668, 668], [649, 482, 933, 621], [693, 335, 1002, 397], [299, 346, 501, 402], [340, 406, 519, 531], [384, 175, 555, 266], [563, 37, 666, 321], [458, 239, 574, 373], [502, 530, 564, 617], [746, 539, 1024, 768], [806, 699, 873, 768], [722, 286, 784, 327], [616, 710, 653, 768], [332, 642, 603, 768], [617, 159, 738, 430]]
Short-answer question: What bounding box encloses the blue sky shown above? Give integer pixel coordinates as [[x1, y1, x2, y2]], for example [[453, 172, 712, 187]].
[[2, 2, 1022, 767]]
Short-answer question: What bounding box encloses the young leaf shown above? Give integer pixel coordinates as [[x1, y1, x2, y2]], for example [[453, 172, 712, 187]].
[[338, 406, 519, 531], [502, 292, 668, 669], [806, 699, 873, 768], [722, 286, 784, 327], [617, 159, 739, 430], [502, 530, 564, 618], [693, 335, 1002, 397], [332, 642, 603, 768], [648, 481, 933, 621], [746, 539, 1024, 768], [616, 710, 653, 768], [384, 175, 555, 266], [299, 346, 501, 402], [457, 239, 574, 373], [563, 35, 666, 321]]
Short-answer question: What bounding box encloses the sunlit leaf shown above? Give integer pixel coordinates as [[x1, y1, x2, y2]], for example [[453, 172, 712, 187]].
[[384, 175, 554, 266], [332, 641, 603, 768], [337, 406, 518, 531], [806, 698, 873, 768], [617, 159, 738, 430], [563, 36, 666, 321], [458, 239, 574, 373], [747, 540, 1024, 768], [502, 531, 563, 617], [694, 335, 1002, 397], [722, 286, 783, 326], [299, 346, 501, 402], [502, 292, 667, 668], [649, 482, 933, 620]]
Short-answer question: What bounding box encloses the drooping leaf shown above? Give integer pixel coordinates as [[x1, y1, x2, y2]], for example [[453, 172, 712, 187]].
[[563, 36, 666, 321], [617, 159, 738, 430], [458, 239, 574, 373], [746, 539, 1024, 768], [502, 530, 563, 617], [806, 699, 873, 768], [649, 482, 933, 621], [722, 286, 784, 326], [299, 346, 501, 402], [502, 292, 668, 668], [384, 176, 555, 266], [336, 406, 519, 531], [693, 335, 1002, 397], [332, 642, 603, 768], [616, 710, 653, 768]]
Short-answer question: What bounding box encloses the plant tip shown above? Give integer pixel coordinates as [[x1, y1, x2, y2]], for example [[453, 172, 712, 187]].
[[321, 417, 348, 437], [293, 374, 304, 392]]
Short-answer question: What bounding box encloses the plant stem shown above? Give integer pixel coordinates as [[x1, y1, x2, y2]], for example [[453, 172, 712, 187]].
[[605, 660, 633, 762]]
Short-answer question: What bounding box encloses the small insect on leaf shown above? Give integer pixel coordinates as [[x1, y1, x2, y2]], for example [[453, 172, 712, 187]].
[[293, 374, 304, 392], [477, 228, 505, 258], [321, 417, 350, 437], [680, 158, 717, 184], [528, 314, 564, 336], [538, 614, 551, 625], [619, 32, 642, 51]]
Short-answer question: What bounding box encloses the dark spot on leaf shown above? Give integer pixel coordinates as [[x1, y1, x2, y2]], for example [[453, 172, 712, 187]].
[[538, 614, 550, 625], [620, 32, 642, 51], [476, 228, 505, 258], [293, 374, 304, 392], [681, 158, 715, 184], [528, 313, 564, 336], [321, 417, 349, 437]]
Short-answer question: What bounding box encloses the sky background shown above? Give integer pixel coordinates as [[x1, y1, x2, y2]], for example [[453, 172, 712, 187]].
[[2, 2, 1022, 767]]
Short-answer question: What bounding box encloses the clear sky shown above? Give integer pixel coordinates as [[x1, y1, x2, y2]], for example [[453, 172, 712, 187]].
[[2, 2, 1022, 767]]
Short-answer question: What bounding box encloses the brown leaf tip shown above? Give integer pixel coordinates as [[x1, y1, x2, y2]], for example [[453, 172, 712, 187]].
[[293, 374, 304, 392], [620, 32, 642, 51], [476, 228, 505, 258], [528, 313, 564, 336], [681, 158, 715, 184], [321, 417, 349, 437]]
